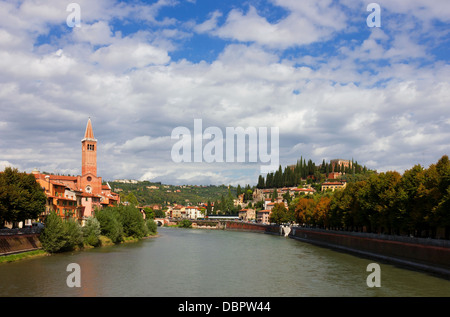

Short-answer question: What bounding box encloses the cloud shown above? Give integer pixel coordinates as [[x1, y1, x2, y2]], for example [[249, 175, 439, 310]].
[[0, 0, 449, 185], [199, 0, 347, 49]]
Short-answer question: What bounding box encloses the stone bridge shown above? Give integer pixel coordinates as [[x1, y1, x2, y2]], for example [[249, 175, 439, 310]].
[[154, 218, 170, 226]]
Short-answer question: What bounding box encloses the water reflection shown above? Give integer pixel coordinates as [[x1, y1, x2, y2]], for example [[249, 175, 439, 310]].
[[0, 227, 449, 297]]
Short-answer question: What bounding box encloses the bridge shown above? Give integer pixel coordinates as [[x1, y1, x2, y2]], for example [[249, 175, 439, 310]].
[[154, 218, 170, 226]]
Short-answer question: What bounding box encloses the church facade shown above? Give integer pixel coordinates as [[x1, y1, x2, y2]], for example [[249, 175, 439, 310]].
[[33, 119, 120, 225]]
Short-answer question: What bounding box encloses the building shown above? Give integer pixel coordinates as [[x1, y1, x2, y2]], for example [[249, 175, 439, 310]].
[[33, 118, 120, 225], [239, 208, 256, 222], [257, 210, 271, 224], [321, 181, 347, 192], [185, 206, 203, 220]]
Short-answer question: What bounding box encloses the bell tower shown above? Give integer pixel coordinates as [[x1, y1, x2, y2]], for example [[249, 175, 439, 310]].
[[81, 118, 97, 176]]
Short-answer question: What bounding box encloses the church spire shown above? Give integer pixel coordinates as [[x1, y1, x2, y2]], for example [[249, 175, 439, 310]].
[[82, 118, 96, 141]]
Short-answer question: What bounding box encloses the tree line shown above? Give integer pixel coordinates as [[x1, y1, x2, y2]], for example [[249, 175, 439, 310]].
[[257, 157, 371, 189], [40, 205, 158, 253], [291, 155, 450, 239]]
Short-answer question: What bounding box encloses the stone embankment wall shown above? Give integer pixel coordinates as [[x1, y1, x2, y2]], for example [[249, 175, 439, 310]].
[[224, 221, 450, 278], [0, 234, 42, 255], [224, 221, 279, 234], [290, 227, 450, 277]]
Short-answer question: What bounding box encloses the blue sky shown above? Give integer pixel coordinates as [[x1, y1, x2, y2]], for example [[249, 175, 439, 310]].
[[0, 0, 449, 186]]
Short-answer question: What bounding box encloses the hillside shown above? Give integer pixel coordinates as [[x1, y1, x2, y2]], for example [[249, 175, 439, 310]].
[[108, 180, 237, 207]]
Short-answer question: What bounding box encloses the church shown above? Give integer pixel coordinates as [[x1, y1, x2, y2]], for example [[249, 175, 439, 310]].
[[33, 119, 120, 225]]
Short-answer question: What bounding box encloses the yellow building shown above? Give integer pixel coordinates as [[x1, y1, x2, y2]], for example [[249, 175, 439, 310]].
[[321, 181, 347, 192]]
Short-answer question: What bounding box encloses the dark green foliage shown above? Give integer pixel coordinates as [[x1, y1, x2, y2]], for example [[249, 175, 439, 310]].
[[40, 211, 66, 253], [62, 219, 83, 251], [95, 205, 153, 241], [40, 212, 83, 253], [117, 205, 148, 239], [0, 167, 46, 226], [257, 157, 372, 189], [178, 219, 192, 228], [82, 217, 101, 247], [95, 207, 124, 243], [146, 219, 158, 235]]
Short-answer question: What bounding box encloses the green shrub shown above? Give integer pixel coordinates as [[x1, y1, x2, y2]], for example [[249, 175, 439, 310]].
[[82, 217, 101, 247], [117, 205, 147, 239], [40, 211, 67, 253], [62, 219, 83, 251], [95, 208, 124, 243], [178, 219, 192, 228], [146, 219, 158, 235]]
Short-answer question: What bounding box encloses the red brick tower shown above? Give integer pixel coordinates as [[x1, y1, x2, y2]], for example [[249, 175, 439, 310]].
[[81, 118, 97, 177]]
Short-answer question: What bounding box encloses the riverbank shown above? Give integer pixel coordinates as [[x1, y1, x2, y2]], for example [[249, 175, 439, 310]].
[[0, 232, 159, 263], [224, 221, 450, 279]]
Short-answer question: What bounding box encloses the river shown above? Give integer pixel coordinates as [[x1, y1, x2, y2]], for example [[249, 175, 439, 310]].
[[0, 227, 449, 297]]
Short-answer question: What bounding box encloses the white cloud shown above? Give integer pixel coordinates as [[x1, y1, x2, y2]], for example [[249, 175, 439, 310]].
[[202, 0, 347, 49], [0, 0, 449, 185]]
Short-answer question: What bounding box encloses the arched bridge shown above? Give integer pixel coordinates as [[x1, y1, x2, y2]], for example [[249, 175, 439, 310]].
[[154, 218, 170, 226]]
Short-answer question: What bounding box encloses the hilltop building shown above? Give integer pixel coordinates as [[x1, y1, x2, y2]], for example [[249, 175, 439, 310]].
[[33, 118, 120, 225]]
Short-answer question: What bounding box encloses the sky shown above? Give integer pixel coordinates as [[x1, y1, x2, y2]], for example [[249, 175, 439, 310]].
[[0, 0, 449, 186]]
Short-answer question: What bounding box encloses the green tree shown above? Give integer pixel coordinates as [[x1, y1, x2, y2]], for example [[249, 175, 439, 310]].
[[0, 167, 46, 226], [95, 208, 124, 243], [117, 205, 147, 239], [39, 211, 66, 253], [62, 219, 83, 251], [178, 219, 192, 228], [269, 202, 294, 225], [143, 207, 155, 219], [83, 216, 101, 247], [146, 219, 158, 235], [271, 188, 278, 202]]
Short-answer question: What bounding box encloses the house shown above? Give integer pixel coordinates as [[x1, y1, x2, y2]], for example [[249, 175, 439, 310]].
[[171, 205, 186, 218], [321, 181, 347, 192], [257, 210, 271, 224], [239, 208, 256, 222], [185, 206, 203, 220]]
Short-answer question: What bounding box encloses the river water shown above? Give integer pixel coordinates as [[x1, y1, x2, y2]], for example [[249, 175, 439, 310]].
[[0, 227, 449, 297]]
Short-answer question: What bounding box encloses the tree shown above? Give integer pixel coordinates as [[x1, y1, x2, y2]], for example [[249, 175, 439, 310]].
[[257, 175, 265, 189], [117, 205, 147, 239], [146, 219, 158, 235], [0, 167, 46, 226], [295, 197, 316, 226], [83, 216, 101, 247], [40, 211, 66, 253], [143, 207, 155, 219], [95, 207, 124, 243], [62, 219, 83, 251], [206, 200, 212, 215], [271, 188, 278, 202], [269, 203, 289, 225], [314, 196, 331, 228]]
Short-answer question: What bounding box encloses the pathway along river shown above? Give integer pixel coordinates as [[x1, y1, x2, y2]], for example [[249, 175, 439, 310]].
[[1, 227, 449, 297]]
